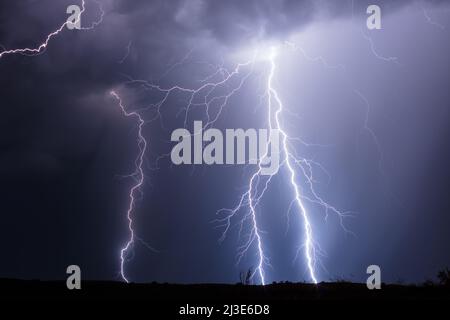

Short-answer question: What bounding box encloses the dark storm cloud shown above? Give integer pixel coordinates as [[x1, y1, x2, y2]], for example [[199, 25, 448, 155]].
[[106, 0, 415, 48], [109, 0, 445, 47]]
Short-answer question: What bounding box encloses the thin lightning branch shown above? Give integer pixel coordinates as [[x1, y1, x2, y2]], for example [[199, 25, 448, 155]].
[[241, 169, 271, 284], [354, 89, 385, 177], [285, 41, 346, 71], [1, 3, 358, 281], [421, 6, 445, 30], [110, 91, 148, 283], [121, 58, 255, 131], [347, 3, 400, 66], [361, 31, 400, 65], [0, 0, 104, 59]]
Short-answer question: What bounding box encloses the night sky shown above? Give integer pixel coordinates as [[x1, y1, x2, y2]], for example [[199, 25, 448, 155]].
[[0, 0, 449, 284]]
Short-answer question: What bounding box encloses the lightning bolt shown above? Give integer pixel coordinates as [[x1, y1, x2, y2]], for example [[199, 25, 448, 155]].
[[110, 91, 148, 283], [267, 48, 318, 283], [120, 57, 255, 131], [0, 0, 104, 59]]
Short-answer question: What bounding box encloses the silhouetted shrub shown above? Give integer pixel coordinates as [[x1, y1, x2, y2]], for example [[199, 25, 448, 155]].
[[437, 268, 450, 286], [423, 279, 435, 287]]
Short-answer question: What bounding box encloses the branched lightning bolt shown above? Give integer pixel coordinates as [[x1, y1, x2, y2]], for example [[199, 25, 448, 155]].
[[110, 91, 148, 283], [267, 49, 317, 283], [0, 0, 104, 59], [2, 0, 444, 287]]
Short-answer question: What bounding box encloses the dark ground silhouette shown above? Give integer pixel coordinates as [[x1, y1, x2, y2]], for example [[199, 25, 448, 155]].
[[1, 278, 449, 316], [2, 279, 450, 300]]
